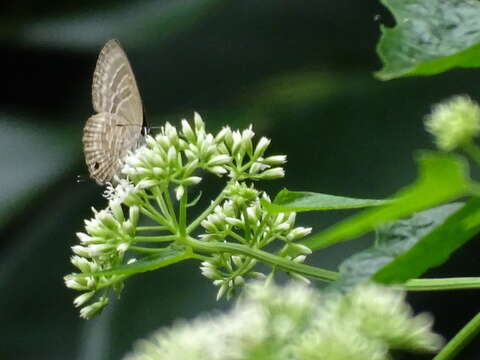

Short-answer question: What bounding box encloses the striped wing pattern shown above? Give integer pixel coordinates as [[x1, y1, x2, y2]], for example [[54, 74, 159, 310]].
[[83, 113, 140, 185], [83, 39, 144, 185]]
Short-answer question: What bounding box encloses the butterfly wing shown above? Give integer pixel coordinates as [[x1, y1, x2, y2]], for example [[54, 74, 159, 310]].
[[82, 113, 134, 185], [84, 39, 144, 185], [92, 39, 143, 126]]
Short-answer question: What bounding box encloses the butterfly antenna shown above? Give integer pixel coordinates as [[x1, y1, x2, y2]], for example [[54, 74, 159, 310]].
[[76, 174, 88, 183]]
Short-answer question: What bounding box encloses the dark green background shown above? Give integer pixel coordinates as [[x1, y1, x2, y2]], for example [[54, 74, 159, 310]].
[[1, 1, 479, 359]]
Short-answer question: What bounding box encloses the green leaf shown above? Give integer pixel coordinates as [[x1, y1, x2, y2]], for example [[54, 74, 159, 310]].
[[374, 197, 480, 283], [264, 189, 388, 213], [331, 203, 463, 290], [83, 246, 190, 277], [376, 0, 480, 80], [303, 152, 471, 250]]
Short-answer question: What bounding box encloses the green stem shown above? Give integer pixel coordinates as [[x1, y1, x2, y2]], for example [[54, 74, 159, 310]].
[[404, 277, 480, 291], [139, 207, 164, 225], [164, 190, 178, 227], [137, 225, 169, 231], [227, 230, 248, 244], [241, 208, 252, 240], [130, 246, 169, 253], [433, 312, 480, 360], [154, 191, 170, 218], [179, 192, 188, 237], [191, 253, 213, 262], [97, 275, 128, 290], [186, 188, 228, 234], [185, 237, 338, 281], [184, 237, 480, 289], [462, 140, 480, 166], [141, 201, 173, 230], [134, 235, 178, 242]]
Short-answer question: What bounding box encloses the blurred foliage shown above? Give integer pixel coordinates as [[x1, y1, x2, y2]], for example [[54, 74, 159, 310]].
[[304, 152, 471, 250], [1, 0, 480, 359], [374, 198, 480, 284], [377, 0, 480, 80], [333, 202, 464, 290]]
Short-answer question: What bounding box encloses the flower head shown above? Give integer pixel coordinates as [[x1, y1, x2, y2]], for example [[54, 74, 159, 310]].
[[123, 282, 443, 360], [64, 201, 139, 318], [425, 95, 480, 151], [199, 193, 312, 298], [67, 114, 290, 318]]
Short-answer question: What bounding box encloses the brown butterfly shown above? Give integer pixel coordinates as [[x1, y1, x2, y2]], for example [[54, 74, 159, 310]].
[[82, 39, 147, 185]]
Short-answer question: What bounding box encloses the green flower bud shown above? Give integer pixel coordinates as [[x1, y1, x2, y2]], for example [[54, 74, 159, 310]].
[[425, 95, 480, 151]]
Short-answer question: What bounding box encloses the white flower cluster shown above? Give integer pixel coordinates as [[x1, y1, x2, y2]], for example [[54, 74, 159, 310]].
[[123, 282, 443, 360], [66, 114, 291, 318], [121, 113, 286, 200], [200, 188, 312, 299], [64, 202, 139, 318]]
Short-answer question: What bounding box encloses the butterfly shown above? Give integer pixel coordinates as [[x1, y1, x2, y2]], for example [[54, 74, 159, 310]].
[[82, 39, 148, 185]]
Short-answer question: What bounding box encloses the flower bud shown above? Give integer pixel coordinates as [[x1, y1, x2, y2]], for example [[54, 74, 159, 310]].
[[109, 201, 125, 222], [253, 137, 271, 159], [117, 243, 129, 253], [194, 112, 205, 132], [153, 167, 165, 176], [425, 95, 480, 151], [207, 154, 232, 167], [288, 242, 313, 254], [293, 255, 307, 263], [181, 119, 195, 142], [210, 166, 228, 176], [129, 206, 139, 229], [215, 126, 232, 143], [262, 155, 287, 166], [175, 185, 185, 200], [76, 232, 93, 244], [167, 147, 177, 165], [182, 176, 202, 186], [259, 167, 285, 180], [71, 256, 93, 273], [64, 274, 89, 290], [216, 283, 229, 300], [72, 245, 91, 258], [289, 272, 311, 284], [79, 298, 108, 319], [74, 291, 95, 307]]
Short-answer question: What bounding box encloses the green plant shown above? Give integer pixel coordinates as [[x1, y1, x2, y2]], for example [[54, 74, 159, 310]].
[[64, 0, 480, 358]]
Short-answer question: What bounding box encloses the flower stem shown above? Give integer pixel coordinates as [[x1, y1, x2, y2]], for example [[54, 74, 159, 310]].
[[185, 237, 338, 281], [134, 235, 178, 242], [140, 207, 164, 225], [433, 312, 480, 360], [137, 225, 169, 231], [141, 201, 172, 230], [404, 277, 480, 291], [227, 230, 248, 244], [462, 140, 480, 166], [153, 191, 170, 218], [163, 190, 178, 227], [191, 253, 213, 262], [184, 237, 480, 290], [130, 246, 170, 253], [187, 188, 228, 234], [179, 192, 188, 237]]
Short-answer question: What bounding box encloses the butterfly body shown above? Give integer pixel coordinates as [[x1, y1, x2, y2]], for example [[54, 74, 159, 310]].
[[83, 39, 145, 185]]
